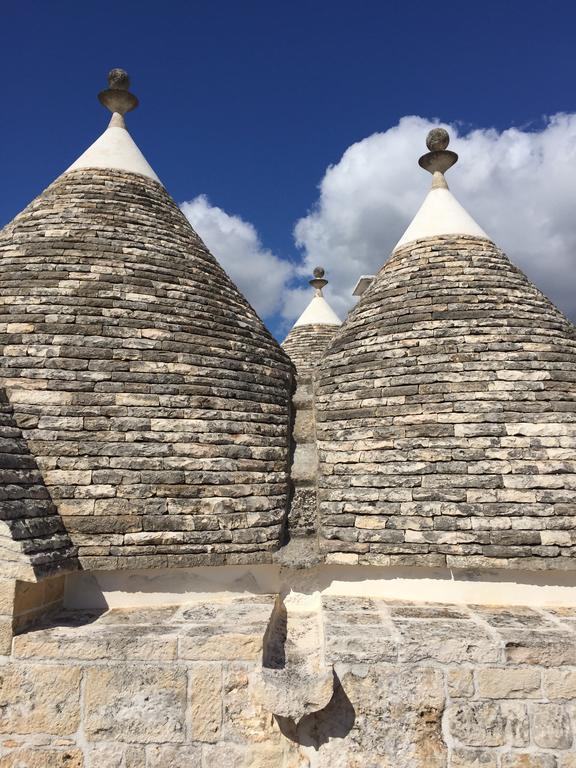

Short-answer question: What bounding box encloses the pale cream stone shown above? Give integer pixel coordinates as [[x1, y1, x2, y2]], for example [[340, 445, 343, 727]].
[[146, 745, 202, 768], [0, 664, 81, 735], [0, 579, 14, 614], [188, 663, 222, 742], [179, 629, 262, 661], [475, 668, 541, 698], [500, 755, 557, 768], [450, 749, 498, 768], [0, 749, 84, 768], [447, 669, 474, 698], [531, 702, 573, 749], [83, 665, 186, 742], [6, 323, 35, 333], [325, 553, 359, 565], [543, 669, 576, 699], [0, 617, 13, 656]]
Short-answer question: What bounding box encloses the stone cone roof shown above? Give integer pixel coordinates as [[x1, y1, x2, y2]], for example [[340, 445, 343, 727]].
[[316, 232, 576, 569], [0, 113, 293, 569], [281, 272, 341, 379]]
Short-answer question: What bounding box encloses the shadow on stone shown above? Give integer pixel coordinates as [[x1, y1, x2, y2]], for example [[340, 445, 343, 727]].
[[275, 671, 356, 749]]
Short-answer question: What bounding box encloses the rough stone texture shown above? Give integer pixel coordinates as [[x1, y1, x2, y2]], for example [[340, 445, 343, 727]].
[[1, 596, 576, 766], [282, 324, 337, 549], [0, 168, 293, 568], [316, 235, 576, 568], [0, 397, 77, 579], [282, 324, 338, 382]]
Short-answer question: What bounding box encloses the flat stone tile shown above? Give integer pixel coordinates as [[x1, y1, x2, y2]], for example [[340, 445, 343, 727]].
[[324, 623, 397, 663], [83, 664, 187, 743], [470, 605, 560, 631], [386, 603, 469, 620], [178, 624, 263, 661], [95, 606, 180, 625], [502, 630, 576, 666], [13, 624, 178, 661], [395, 620, 501, 664]]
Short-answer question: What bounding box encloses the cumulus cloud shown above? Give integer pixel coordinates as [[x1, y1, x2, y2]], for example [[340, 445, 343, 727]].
[[292, 114, 576, 323], [181, 195, 293, 319]]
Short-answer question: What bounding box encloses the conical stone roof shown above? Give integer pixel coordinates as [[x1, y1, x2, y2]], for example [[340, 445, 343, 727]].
[[0, 71, 293, 570], [316, 130, 576, 570], [282, 268, 341, 379]]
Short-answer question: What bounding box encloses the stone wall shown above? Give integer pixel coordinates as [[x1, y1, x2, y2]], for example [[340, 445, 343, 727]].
[[1, 594, 575, 767], [0, 168, 293, 569], [282, 325, 338, 548], [316, 235, 576, 570]]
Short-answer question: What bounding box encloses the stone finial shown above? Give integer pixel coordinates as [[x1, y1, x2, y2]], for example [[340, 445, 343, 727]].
[[419, 128, 458, 183], [309, 266, 328, 296], [98, 69, 139, 116]]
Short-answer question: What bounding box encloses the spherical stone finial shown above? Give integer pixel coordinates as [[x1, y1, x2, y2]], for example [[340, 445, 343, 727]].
[[98, 68, 139, 116], [108, 68, 130, 91], [309, 266, 328, 295], [426, 127, 450, 152]]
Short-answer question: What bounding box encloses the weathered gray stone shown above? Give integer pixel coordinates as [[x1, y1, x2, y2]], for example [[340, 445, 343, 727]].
[[531, 703, 573, 749]]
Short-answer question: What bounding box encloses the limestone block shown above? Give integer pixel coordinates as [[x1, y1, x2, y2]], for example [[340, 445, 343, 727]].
[[83, 665, 186, 742], [500, 756, 557, 768], [396, 621, 500, 664], [223, 665, 282, 745], [146, 745, 202, 767], [325, 625, 397, 664], [558, 756, 576, 768], [475, 668, 541, 698], [0, 579, 15, 614], [0, 749, 84, 768], [202, 743, 285, 768], [0, 616, 12, 656], [449, 749, 498, 767], [448, 702, 506, 747], [291, 443, 319, 483], [502, 702, 530, 747], [0, 664, 81, 735], [503, 631, 576, 665], [294, 409, 315, 443], [84, 743, 125, 768], [178, 625, 263, 661], [531, 702, 573, 749], [13, 624, 178, 662], [188, 663, 222, 742], [543, 669, 576, 699], [447, 669, 474, 698]]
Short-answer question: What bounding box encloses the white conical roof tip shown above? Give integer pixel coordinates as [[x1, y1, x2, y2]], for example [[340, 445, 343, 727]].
[[65, 69, 161, 184], [394, 128, 489, 251], [293, 267, 341, 328]]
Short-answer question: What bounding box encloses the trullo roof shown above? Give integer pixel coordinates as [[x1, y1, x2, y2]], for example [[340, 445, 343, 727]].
[[315, 128, 576, 571], [0, 69, 293, 572]]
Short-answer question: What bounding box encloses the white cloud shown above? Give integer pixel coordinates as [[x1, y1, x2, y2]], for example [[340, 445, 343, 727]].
[[292, 114, 576, 323], [181, 195, 294, 319]]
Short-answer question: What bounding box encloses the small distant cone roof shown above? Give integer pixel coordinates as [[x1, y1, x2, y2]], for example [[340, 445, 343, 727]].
[[292, 267, 341, 328], [65, 68, 160, 183], [394, 127, 488, 250]]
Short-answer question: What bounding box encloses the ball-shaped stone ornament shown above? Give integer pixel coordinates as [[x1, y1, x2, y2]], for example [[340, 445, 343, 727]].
[[313, 266, 325, 278], [426, 128, 450, 152], [108, 69, 130, 90]]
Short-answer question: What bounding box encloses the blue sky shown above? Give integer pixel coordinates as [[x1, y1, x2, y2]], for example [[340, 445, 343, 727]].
[[2, 1, 576, 338]]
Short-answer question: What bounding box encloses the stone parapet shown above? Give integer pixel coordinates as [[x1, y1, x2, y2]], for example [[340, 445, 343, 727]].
[[0, 595, 575, 766]]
